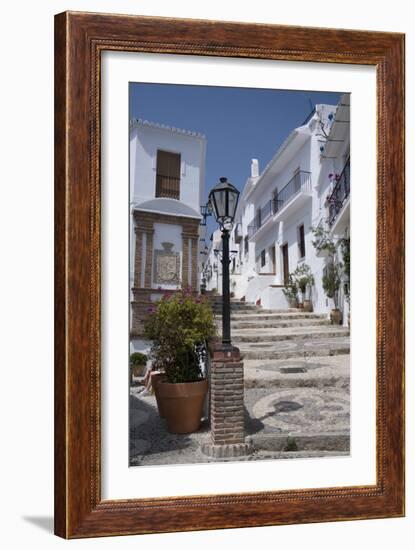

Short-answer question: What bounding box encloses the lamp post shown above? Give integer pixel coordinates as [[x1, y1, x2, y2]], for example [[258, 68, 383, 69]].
[[208, 177, 240, 347]]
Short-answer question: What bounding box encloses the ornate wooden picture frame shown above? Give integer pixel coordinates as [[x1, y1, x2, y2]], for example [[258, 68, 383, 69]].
[[54, 11, 405, 538]]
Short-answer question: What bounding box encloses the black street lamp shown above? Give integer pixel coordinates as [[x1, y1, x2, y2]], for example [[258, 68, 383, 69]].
[[208, 177, 240, 346]]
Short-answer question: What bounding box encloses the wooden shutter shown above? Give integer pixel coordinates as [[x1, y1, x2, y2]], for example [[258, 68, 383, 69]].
[[156, 150, 181, 199]]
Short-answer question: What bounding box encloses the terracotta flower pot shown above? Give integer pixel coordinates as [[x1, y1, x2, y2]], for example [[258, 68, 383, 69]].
[[132, 364, 146, 378], [330, 308, 342, 325], [157, 379, 208, 434], [303, 300, 313, 312], [151, 372, 167, 417]]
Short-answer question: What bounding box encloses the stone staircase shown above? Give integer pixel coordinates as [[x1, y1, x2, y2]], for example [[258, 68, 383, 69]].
[[209, 296, 350, 458], [210, 297, 350, 361]]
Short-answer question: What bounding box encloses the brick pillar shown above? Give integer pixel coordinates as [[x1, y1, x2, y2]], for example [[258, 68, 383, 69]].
[[202, 343, 252, 458], [191, 237, 199, 290], [181, 233, 190, 287], [133, 228, 143, 287], [144, 229, 154, 288]]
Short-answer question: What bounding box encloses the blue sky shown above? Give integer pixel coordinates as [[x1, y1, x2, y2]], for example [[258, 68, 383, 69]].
[[129, 83, 342, 237]]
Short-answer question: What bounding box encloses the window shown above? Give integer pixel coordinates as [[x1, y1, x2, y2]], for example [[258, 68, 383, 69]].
[[155, 150, 181, 199], [298, 224, 306, 259], [261, 249, 266, 267], [281, 243, 289, 285]]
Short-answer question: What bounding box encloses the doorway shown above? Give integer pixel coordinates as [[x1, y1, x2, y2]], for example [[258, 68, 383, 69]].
[[269, 245, 276, 275], [281, 243, 289, 285]]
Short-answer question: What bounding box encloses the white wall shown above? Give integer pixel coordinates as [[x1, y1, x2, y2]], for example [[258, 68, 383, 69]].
[[1, 2, 413, 550], [203, 229, 223, 292], [232, 103, 350, 316], [131, 122, 206, 212]]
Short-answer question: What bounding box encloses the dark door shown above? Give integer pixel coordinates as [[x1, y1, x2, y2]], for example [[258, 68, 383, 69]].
[[281, 243, 289, 285]]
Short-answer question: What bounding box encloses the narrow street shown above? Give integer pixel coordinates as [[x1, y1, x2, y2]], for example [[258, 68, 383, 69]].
[[130, 298, 350, 466]]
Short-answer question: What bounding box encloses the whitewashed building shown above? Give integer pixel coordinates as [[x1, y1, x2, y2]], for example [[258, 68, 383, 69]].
[[130, 119, 207, 345], [205, 96, 350, 322], [202, 229, 223, 294]]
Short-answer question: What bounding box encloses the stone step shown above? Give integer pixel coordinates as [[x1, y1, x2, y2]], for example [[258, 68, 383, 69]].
[[230, 318, 332, 330], [243, 355, 350, 389], [211, 301, 295, 308], [239, 337, 350, 360], [213, 307, 299, 315], [252, 449, 350, 460], [232, 327, 349, 343], [212, 306, 259, 311], [229, 312, 328, 321], [211, 300, 258, 305], [249, 432, 350, 453]]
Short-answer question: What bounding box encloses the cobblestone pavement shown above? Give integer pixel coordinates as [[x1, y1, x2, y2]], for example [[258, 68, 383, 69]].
[[130, 355, 349, 466], [130, 300, 350, 467]]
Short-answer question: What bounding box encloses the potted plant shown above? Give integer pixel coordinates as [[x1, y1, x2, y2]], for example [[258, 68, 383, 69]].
[[129, 352, 148, 385], [322, 262, 342, 324], [282, 274, 298, 308], [144, 288, 216, 434], [293, 264, 314, 311], [340, 237, 351, 327]]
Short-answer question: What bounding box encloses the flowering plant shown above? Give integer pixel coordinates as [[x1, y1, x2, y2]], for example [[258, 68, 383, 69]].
[[144, 288, 217, 383]]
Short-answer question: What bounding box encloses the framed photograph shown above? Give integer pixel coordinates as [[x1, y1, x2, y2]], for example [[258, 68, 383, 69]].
[[54, 11, 405, 538]]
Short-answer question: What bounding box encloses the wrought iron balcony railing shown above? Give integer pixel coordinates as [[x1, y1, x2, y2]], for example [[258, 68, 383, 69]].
[[247, 170, 312, 237], [327, 158, 350, 227]]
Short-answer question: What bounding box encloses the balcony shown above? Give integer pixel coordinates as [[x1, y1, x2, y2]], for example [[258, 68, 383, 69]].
[[248, 200, 275, 238], [327, 159, 350, 229], [247, 170, 312, 239]]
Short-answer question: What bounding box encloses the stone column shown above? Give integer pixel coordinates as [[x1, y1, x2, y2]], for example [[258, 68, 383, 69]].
[[202, 343, 252, 458]]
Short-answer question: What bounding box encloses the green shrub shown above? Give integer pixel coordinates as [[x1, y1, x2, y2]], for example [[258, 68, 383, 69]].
[[293, 263, 314, 298], [310, 225, 336, 255], [282, 274, 298, 305], [284, 437, 298, 452], [340, 237, 350, 303], [144, 288, 217, 383], [130, 352, 147, 367], [129, 352, 148, 378], [322, 262, 342, 306]]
